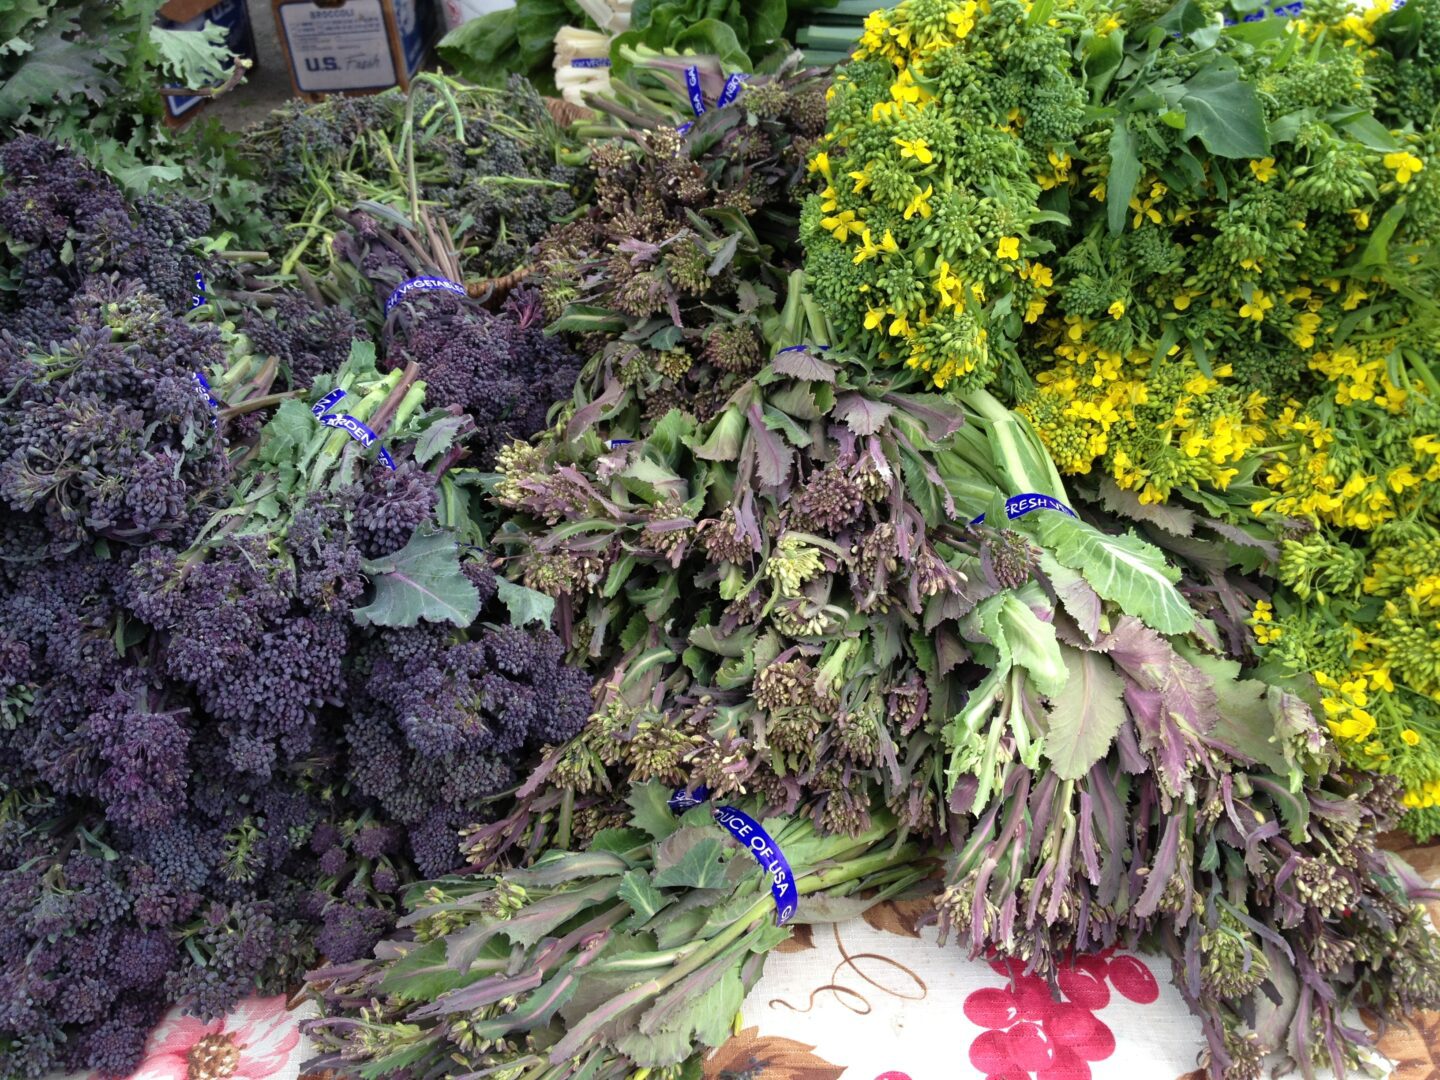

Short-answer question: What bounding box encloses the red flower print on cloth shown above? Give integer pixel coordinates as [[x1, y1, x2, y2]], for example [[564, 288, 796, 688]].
[[876, 1074, 914, 1080], [964, 950, 1159, 1080], [120, 995, 301, 1080]]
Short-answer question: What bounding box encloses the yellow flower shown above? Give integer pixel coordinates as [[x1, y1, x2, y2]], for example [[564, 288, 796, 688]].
[[1348, 208, 1370, 230], [1025, 296, 1047, 323], [808, 152, 832, 180], [1025, 262, 1054, 288], [996, 236, 1020, 260], [1097, 13, 1121, 33], [819, 185, 839, 213], [893, 136, 934, 165], [1249, 157, 1277, 183], [1173, 291, 1192, 311], [864, 308, 887, 330], [1107, 299, 1126, 320], [889, 313, 910, 337], [848, 167, 872, 194], [947, 0, 979, 37], [903, 183, 933, 221], [852, 228, 883, 264], [1341, 285, 1369, 311], [1383, 150, 1424, 184], [1239, 290, 1274, 322], [820, 210, 859, 242], [1402, 729, 1422, 747]]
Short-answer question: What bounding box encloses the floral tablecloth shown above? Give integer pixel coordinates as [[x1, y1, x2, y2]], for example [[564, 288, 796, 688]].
[[92, 836, 1440, 1080]]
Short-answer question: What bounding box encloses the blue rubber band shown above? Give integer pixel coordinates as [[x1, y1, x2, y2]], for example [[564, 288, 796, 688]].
[[969, 492, 1078, 527], [668, 787, 798, 925]]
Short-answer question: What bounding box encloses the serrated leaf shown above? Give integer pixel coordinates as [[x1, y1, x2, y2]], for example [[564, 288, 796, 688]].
[[770, 350, 837, 383], [653, 838, 728, 890], [495, 578, 555, 629], [1044, 647, 1128, 780], [0, 13, 107, 122], [149, 21, 232, 87], [355, 524, 481, 628], [833, 392, 894, 436], [618, 869, 667, 923], [628, 782, 681, 842], [413, 413, 469, 465], [258, 398, 318, 466], [1031, 514, 1194, 634]]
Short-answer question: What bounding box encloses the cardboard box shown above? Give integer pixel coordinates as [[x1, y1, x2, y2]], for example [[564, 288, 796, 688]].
[[156, 0, 259, 126], [272, 0, 438, 101]]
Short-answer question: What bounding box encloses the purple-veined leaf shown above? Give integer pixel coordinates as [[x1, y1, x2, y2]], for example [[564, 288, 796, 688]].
[[833, 393, 894, 436], [1043, 647, 1128, 781], [747, 402, 793, 487], [770, 349, 837, 382], [882, 390, 967, 441]]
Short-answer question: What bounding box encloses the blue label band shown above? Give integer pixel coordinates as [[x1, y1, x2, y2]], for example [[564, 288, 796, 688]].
[[778, 344, 831, 353], [605, 439, 634, 449], [677, 121, 694, 136], [312, 387, 347, 418], [684, 66, 706, 117], [190, 270, 208, 310], [668, 785, 710, 811], [311, 389, 396, 470], [193, 370, 219, 426], [969, 492, 1078, 527], [667, 787, 797, 925], [716, 72, 747, 109], [384, 276, 468, 315], [570, 57, 611, 68]]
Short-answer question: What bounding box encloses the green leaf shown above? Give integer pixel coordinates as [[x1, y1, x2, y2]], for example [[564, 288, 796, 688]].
[[1031, 515, 1194, 635], [258, 399, 315, 466], [1106, 121, 1141, 235], [148, 22, 232, 87], [1178, 62, 1269, 158], [618, 869, 668, 924], [1360, 202, 1406, 267], [692, 405, 745, 462], [628, 782, 682, 842], [548, 305, 629, 334], [413, 414, 470, 465], [996, 592, 1067, 697], [0, 11, 107, 123], [1043, 647, 1128, 780], [495, 578, 556, 629], [653, 837, 729, 890], [437, 8, 521, 82], [355, 525, 482, 628]]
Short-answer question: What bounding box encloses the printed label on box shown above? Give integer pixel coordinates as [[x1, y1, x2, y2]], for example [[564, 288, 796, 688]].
[[280, 0, 398, 93], [394, 0, 430, 78]]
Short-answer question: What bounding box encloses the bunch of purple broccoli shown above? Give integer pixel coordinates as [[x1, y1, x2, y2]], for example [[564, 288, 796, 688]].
[[0, 139, 592, 1078]]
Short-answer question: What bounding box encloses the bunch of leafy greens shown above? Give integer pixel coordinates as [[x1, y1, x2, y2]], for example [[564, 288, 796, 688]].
[[0, 0, 261, 227], [239, 74, 589, 284], [438, 0, 840, 93], [532, 56, 829, 430], [305, 785, 927, 1080], [803, 0, 1440, 834], [427, 58, 1440, 1072]]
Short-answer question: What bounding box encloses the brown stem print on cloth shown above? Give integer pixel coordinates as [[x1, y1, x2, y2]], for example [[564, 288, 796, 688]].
[[768, 923, 927, 1017], [702, 1027, 845, 1080], [1362, 1009, 1440, 1080]]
